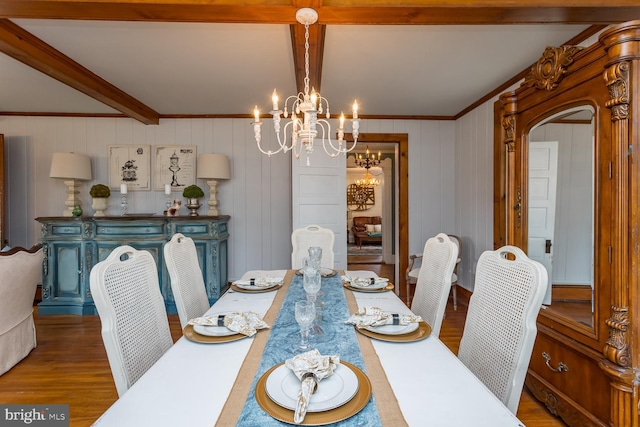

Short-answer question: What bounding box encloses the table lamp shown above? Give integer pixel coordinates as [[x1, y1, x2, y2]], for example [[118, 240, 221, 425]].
[[196, 153, 230, 216], [49, 152, 92, 216]]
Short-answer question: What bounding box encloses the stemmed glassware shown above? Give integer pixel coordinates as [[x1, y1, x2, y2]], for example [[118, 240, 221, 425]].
[[303, 268, 324, 337], [294, 300, 316, 353]]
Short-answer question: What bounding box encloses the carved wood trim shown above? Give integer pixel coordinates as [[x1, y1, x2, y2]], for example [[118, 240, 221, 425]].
[[525, 372, 606, 427], [522, 46, 583, 90], [604, 61, 629, 121], [604, 305, 631, 367]]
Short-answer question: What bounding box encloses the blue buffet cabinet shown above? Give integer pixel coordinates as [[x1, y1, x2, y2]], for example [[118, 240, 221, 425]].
[[36, 216, 229, 315]]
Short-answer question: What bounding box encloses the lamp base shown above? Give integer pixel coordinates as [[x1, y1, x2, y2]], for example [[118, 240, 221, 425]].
[[62, 179, 81, 217], [206, 180, 221, 216]]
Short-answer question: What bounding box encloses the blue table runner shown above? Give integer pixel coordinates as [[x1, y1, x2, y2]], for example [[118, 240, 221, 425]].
[[235, 273, 382, 426]]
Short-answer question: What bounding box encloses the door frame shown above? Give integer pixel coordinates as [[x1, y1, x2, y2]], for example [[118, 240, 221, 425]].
[[345, 133, 408, 295]]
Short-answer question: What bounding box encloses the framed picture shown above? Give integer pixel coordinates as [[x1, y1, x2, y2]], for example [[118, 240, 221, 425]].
[[154, 145, 197, 191], [108, 145, 151, 191]]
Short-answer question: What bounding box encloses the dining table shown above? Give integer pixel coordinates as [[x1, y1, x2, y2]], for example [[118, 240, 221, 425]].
[[92, 269, 525, 426]]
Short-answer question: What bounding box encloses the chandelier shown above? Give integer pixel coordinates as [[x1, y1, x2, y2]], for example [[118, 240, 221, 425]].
[[354, 146, 381, 187], [251, 8, 360, 165]]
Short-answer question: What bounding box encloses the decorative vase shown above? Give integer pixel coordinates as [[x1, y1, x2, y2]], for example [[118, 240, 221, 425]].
[[91, 197, 109, 217], [72, 205, 83, 217], [185, 197, 201, 217]]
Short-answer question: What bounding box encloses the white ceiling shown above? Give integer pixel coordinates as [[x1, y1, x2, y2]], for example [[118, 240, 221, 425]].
[[0, 19, 595, 119]]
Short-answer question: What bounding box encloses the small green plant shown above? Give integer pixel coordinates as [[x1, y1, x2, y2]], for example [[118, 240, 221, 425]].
[[182, 184, 204, 199], [89, 184, 111, 198]]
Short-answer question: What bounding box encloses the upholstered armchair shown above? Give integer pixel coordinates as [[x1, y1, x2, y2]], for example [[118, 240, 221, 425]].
[[0, 244, 43, 376]]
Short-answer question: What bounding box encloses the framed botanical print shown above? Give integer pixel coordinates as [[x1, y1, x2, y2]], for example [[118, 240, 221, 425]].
[[108, 145, 151, 191], [154, 145, 197, 191]]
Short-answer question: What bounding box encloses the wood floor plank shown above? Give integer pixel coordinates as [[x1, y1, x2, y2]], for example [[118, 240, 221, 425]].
[[0, 263, 565, 426]]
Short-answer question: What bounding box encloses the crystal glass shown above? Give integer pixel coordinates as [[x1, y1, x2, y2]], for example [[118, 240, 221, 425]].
[[308, 246, 322, 270], [303, 269, 324, 338], [294, 300, 316, 353]]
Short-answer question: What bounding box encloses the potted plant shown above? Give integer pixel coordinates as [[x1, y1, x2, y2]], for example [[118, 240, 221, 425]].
[[89, 184, 111, 216], [182, 184, 204, 216]]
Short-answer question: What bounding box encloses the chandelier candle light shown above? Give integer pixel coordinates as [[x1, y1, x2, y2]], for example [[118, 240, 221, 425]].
[[252, 8, 360, 165], [355, 146, 381, 187]]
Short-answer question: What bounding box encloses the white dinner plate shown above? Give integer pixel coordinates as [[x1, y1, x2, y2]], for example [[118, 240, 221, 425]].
[[348, 280, 388, 290], [192, 313, 238, 337], [265, 362, 359, 412], [234, 278, 282, 290], [363, 322, 420, 335]]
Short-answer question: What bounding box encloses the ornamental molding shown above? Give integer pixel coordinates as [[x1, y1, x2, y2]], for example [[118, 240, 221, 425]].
[[604, 61, 629, 122], [604, 305, 631, 367], [522, 46, 583, 91]]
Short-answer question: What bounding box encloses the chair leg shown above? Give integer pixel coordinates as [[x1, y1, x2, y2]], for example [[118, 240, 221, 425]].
[[452, 284, 458, 311]]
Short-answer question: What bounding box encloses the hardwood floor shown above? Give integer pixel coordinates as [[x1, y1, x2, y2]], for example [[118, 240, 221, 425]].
[[0, 267, 565, 426]]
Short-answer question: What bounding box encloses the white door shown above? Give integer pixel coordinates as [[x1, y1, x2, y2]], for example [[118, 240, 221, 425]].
[[292, 141, 347, 270], [528, 140, 558, 305]]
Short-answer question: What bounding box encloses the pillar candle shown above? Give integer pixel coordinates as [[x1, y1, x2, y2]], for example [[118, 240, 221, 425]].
[[120, 183, 127, 194], [165, 184, 171, 195]]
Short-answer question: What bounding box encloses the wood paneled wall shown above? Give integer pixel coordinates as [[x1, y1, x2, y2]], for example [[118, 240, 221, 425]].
[[0, 116, 458, 282]]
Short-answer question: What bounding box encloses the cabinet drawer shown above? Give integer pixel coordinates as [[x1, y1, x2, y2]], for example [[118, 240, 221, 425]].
[[95, 222, 165, 237], [49, 223, 86, 237], [529, 333, 609, 423], [175, 223, 209, 236]]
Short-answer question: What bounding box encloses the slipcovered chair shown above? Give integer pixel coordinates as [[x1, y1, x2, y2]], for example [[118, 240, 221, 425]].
[[164, 233, 210, 329], [457, 245, 548, 414], [406, 234, 461, 308], [90, 245, 173, 397], [0, 244, 43, 376], [410, 233, 458, 338], [291, 224, 335, 269]]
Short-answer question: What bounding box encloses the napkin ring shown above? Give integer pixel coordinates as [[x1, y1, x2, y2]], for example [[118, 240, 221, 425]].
[[369, 278, 375, 284], [301, 372, 318, 393], [217, 315, 226, 327], [250, 278, 255, 286], [392, 313, 400, 325]]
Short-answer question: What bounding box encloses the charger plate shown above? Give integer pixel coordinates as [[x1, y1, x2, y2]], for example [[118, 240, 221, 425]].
[[182, 324, 247, 344], [342, 282, 394, 293], [296, 268, 337, 278], [230, 283, 282, 293], [256, 361, 371, 426], [355, 321, 432, 343]]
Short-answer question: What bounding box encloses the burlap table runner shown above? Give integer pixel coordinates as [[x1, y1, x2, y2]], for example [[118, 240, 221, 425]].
[[215, 270, 407, 426]]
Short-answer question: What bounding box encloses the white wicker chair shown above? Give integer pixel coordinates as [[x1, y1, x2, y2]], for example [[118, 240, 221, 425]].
[[0, 244, 43, 376], [409, 233, 458, 338], [164, 233, 210, 329], [406, 234, 461, 308], [291, 225, 335, 269], [458, 245, 548, 414], [89, 245, 173, 397]]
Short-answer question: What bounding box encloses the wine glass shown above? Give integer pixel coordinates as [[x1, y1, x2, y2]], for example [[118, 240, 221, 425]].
[[303, 270, 324, 337], [294, 300, 315, 352]]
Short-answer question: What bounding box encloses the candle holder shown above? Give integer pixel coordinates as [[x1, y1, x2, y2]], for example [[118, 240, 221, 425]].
[[121, 193, 128, 216]]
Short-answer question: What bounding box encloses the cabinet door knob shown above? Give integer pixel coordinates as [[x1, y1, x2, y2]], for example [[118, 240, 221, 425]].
[[542, 351, 568, 373]]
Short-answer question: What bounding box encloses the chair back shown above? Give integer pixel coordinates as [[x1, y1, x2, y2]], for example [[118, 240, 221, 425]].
[[291, 225, 335, 269], [164, 233, 210, 328], [458, 245, 548, 413], [0, 244, 43, 376], [89, 245, 173, 397], [410, 233, 458, 337]]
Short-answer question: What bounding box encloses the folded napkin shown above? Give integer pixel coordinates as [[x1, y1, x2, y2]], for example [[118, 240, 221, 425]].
[[345, 306, 422, 329], [188, 311, 269, 337], [232, 277, 282, 288], [284, 349, 340, 424], [341, 275, 389, 287]]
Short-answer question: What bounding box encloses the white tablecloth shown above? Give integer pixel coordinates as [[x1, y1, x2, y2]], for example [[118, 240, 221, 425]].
[[93, 270, 524, 426]]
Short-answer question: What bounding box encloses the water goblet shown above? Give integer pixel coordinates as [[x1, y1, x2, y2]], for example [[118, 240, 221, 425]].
[[303, 270, 324, 337], [294, 300, 315, 353]]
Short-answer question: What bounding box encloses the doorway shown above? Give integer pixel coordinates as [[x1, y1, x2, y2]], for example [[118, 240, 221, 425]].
[[344, 133, 408, 299]]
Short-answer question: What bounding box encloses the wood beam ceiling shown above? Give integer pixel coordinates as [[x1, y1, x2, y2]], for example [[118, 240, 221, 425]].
[[0, 1, 638, 123]]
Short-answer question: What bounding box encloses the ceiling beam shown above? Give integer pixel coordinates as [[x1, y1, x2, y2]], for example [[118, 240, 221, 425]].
[[0, 18, 159, 124], [291, 22, 325, 95], [0, 1, 638, 25]]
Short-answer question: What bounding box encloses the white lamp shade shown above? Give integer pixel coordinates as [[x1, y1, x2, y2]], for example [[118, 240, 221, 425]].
[[49, 152, 92, 180], [197, 154, 230, 180]]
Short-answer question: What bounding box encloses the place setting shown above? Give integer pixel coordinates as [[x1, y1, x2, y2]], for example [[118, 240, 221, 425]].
[[230, 276, 284, 293], [182, 311, 270, 344], [345, 306, 432, 342], [255, 349, 371, 425], [341, 275, 394, 293]]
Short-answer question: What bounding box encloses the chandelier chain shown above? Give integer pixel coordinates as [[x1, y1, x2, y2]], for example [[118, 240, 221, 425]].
[[304, 21, 310, 96]]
